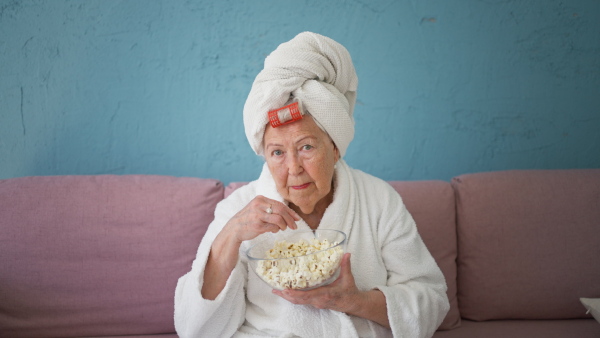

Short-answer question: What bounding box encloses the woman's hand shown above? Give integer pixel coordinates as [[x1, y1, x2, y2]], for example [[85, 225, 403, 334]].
[[272, 253, 360, 311], [226, 195, 301, 243], [202, 196, 300, 300], [272, 253, 390, 328]]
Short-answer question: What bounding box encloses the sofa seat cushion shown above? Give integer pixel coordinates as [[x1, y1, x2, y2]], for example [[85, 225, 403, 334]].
[[432, 319, 600, 338], [452, 169, 600, 321], [0, 175, 223, 338]]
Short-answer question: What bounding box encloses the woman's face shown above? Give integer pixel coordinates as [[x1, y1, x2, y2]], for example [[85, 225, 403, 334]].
[[263, 115, 339, 215]]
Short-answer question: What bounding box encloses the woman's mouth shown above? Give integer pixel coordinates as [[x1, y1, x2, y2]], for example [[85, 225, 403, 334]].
[[291, 183, 310, 190]]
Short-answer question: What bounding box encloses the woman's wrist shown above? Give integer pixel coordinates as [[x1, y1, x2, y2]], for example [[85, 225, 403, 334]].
[[201, 226, 243, 300], [344, 289, 370, 316], [345, 289, 390, 329], [210, 226, 243, 274]]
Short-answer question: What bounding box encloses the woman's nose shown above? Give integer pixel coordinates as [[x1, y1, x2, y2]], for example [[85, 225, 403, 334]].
[[286, 153, 303, 176]]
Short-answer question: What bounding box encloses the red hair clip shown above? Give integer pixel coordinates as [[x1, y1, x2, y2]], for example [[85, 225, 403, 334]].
[[268, 102, 303, 128]]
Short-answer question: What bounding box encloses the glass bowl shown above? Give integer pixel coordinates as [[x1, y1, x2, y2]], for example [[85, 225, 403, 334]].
[[246, 229, 347, 290]]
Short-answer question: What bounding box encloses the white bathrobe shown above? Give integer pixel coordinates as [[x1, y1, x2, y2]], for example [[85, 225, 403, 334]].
[[174, 160, 449, 338]]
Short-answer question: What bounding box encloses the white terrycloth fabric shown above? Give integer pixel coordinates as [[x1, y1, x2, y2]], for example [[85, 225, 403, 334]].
[[243, 32, 358, 157], [174, 160, 450, 338]]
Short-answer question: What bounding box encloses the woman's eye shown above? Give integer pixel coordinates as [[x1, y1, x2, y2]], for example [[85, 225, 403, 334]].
[[302, 145, 313, 151], [273, 150, 283, 156]]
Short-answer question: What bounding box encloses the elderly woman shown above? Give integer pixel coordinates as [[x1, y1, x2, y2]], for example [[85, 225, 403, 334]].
[[175, 32, 449, 337]]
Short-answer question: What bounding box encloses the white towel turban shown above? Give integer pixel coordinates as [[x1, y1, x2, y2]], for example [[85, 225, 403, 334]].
[[243, 32, 358, 157]]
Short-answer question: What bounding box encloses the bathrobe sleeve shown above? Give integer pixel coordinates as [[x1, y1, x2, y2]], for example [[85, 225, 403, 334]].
[[174, 188, 252, 338], [372, 180, 450, 338]]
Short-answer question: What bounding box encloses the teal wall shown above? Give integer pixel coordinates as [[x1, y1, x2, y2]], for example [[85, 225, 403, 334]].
[[1, 0, 599, 184]]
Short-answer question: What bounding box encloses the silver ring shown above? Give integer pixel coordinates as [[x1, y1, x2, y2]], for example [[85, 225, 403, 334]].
[[266, 205, 273, 214]]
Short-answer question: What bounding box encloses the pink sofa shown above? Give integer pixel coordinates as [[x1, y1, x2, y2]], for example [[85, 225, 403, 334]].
[[1, 169, 599, 337]]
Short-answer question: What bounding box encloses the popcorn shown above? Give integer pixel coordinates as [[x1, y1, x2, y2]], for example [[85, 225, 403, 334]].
[[255, 238, 343, 290]]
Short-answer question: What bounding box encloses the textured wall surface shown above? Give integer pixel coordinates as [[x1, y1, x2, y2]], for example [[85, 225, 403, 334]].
[[1, 0, 599, 184]]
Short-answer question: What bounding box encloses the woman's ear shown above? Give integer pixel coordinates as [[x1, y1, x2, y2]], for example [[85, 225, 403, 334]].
[[334, 144, 340, 164]]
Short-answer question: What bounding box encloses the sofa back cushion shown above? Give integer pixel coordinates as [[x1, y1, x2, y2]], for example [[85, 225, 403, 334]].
[[227, 180, 461, 330], [0, 175, 223, 337], [453, 169, 600, 321], [225, 181, 249, 198]]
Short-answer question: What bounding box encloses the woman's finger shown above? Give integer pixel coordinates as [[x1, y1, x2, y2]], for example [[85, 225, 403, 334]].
[[329, 253, 353, 288], [263, 212, 297, 231], [272, 205, 299, 230], [262, 214, 287, 231], [272, 288, 315, 304], [261, 199, 300, 230], [340, 253, 352, 277]]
